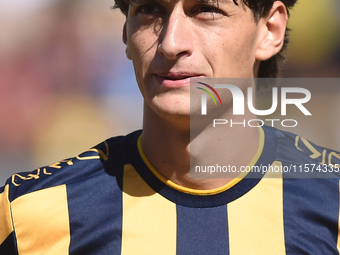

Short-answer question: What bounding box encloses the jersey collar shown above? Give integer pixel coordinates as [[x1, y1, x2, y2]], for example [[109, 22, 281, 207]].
[[127, 126, 277, 208]]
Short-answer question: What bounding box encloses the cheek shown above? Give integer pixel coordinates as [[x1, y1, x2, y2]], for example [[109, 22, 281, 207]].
[[130, 30, 147, 54], [129, 29, 158, 72], [128, 20, 160, 59], [233, 22, 259, 57], [206, 26, 258, 75], [127, 28, 159, 96]]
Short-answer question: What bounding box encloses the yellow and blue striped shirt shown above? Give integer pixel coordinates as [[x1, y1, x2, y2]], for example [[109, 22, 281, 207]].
[[1, 125, 340, 254]]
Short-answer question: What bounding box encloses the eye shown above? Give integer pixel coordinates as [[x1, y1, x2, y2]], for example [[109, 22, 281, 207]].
[[193, 5, 226, 19], [136, 4, 163, 15]]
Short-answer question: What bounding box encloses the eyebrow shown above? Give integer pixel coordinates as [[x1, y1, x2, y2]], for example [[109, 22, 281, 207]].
[[130, 0, 236, 5], [195, 0, 237, 5]]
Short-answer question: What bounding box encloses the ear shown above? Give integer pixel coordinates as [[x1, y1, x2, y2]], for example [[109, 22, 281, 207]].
[[255, 1, 288, 61], [123, 22, 132, 60]]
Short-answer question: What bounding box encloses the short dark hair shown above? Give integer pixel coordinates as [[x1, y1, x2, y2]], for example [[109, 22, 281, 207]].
[[113, 0, 297, 80]]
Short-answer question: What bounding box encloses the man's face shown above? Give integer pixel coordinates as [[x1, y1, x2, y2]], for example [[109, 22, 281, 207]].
[[124, 0, 263, 119]]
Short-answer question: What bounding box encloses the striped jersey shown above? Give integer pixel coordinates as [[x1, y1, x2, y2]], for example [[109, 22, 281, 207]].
[[1, 125, 340, 254]]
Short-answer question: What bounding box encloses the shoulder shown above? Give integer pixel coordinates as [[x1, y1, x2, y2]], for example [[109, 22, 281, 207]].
[[0, 130, 142, 202], [264, 126, 340, 176]]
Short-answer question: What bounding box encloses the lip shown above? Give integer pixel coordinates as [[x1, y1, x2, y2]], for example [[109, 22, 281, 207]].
[[154, 73, 204, 88]]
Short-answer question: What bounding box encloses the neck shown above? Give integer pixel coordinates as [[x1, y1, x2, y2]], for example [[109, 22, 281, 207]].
[[141, 103, 260, 190]]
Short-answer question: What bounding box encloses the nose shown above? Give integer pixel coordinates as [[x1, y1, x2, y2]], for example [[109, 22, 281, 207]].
[[158, 10, 193, 60]]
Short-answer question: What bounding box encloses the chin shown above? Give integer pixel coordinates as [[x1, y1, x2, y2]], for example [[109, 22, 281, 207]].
[[155, 105, 190, 118], [147, 104, 189, 125], [152, 94, 190, 113]]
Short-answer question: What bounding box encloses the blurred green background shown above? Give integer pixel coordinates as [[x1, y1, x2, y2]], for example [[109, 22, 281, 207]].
[[0, 0, 339, 183]]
